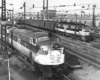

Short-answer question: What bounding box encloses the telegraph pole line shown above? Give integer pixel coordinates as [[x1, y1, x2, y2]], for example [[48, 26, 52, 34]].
[[24, 2, 26, 20], [1, 0, 8, 58], [23, 2, 26, 27]]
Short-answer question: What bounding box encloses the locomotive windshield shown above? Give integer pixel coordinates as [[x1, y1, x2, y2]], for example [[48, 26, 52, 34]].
[[37, 36, 50, 42]]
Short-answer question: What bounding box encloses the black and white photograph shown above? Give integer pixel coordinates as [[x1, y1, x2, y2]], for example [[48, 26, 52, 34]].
[[0, 0, 100, 80]]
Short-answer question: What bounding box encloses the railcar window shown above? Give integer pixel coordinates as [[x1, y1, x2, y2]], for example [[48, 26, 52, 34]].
[[25, 42, 29, 48], [71, 25, 75, 29], [44, 22, 45, 27], [18, 39, 21, 43], [56, 24, 64, 29], [30, 38, 36, 46], [57, 23, 61, 27], [68, 25, 71, 28], [33, 39, 35, 44], [21, 40, 25, 46]]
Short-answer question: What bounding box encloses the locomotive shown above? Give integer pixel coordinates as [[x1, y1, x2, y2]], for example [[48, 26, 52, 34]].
[[56, 21, 92, 41], [17, 19, 92, 41], [0, 26, 66, 78]]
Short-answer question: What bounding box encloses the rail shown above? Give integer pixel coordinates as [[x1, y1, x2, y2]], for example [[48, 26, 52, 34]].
[[63, 75, 71, 80], [91, 32, 100, 39], [16, 24, 100, 68]]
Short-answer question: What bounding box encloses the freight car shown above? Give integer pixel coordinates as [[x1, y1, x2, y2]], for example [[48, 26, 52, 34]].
[[0, 26, 66, 78], [17, 19, 92, 41]]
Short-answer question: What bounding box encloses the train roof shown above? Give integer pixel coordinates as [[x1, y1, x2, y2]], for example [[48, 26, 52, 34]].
[[58, 21, 87, 26], [22, 31, 48, 38], [27, 19, 57, 23], [13, 28, 48, 39]]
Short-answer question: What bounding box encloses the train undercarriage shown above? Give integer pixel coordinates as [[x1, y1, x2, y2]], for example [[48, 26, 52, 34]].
[[55, 30, 93, 42], [35, 63, 66, 78]]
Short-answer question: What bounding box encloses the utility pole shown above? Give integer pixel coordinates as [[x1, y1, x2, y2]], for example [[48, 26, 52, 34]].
[[46, 0, 48, 20], [23, 2, 26, 27], [1, 0, 8, 58], [92, 5, 96, 27], [43, 0, 45, 20], [23, 2, 26, 20]]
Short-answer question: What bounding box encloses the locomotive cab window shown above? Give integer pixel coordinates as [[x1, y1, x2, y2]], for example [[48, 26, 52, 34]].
[[30, 38, 36, 46]]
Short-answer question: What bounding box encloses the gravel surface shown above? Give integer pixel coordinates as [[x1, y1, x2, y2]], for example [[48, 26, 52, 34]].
[[0, 58, 9, 80], [69, 63, 100, 80]]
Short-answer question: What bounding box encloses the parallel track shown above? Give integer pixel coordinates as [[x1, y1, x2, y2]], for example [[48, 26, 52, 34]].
[[17, 24, 100, 68], [63, 75, 71, 80]]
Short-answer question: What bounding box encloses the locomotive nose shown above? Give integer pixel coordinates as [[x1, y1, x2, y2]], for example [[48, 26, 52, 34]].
[[50, 50, 61, 63], [50, 51, 61, 56]]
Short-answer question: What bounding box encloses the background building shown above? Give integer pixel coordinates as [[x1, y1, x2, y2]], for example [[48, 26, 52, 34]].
[[41, 10, 56, 20], [54, 14, 100, 28]]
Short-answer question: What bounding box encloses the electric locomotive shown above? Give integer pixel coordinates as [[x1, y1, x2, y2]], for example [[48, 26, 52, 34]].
[[1, 26, 66, 78]]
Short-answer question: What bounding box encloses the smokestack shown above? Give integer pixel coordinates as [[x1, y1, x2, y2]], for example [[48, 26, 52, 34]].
[[47, 0, 48, 10]]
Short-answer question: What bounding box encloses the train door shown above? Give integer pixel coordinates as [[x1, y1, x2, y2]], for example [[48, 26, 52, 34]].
[[29, 51, 34, 65], [11, 29, 13, 46], [17, 38, 21, 51]]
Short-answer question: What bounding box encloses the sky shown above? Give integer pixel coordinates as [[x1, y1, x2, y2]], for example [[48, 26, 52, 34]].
[[0, 0, 100, 14]]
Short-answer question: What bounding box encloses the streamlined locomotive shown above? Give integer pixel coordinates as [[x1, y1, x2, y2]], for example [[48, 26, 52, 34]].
[[0, 26, 66, 78]]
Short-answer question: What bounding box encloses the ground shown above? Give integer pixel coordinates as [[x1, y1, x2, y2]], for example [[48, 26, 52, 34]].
[[0, 51, 100, 80], [0, 55, 40, 80], [69, 62, 100, 80]]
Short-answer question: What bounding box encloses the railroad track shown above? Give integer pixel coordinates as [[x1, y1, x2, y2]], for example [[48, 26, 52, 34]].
[[90, 32, 100, 39], [16, 24, 100, 68], [63, 75, 71, 80]]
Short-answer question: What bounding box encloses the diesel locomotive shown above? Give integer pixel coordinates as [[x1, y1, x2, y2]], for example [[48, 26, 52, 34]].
[[0, 26, 66, 78], [17, 19, 92, 41]]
